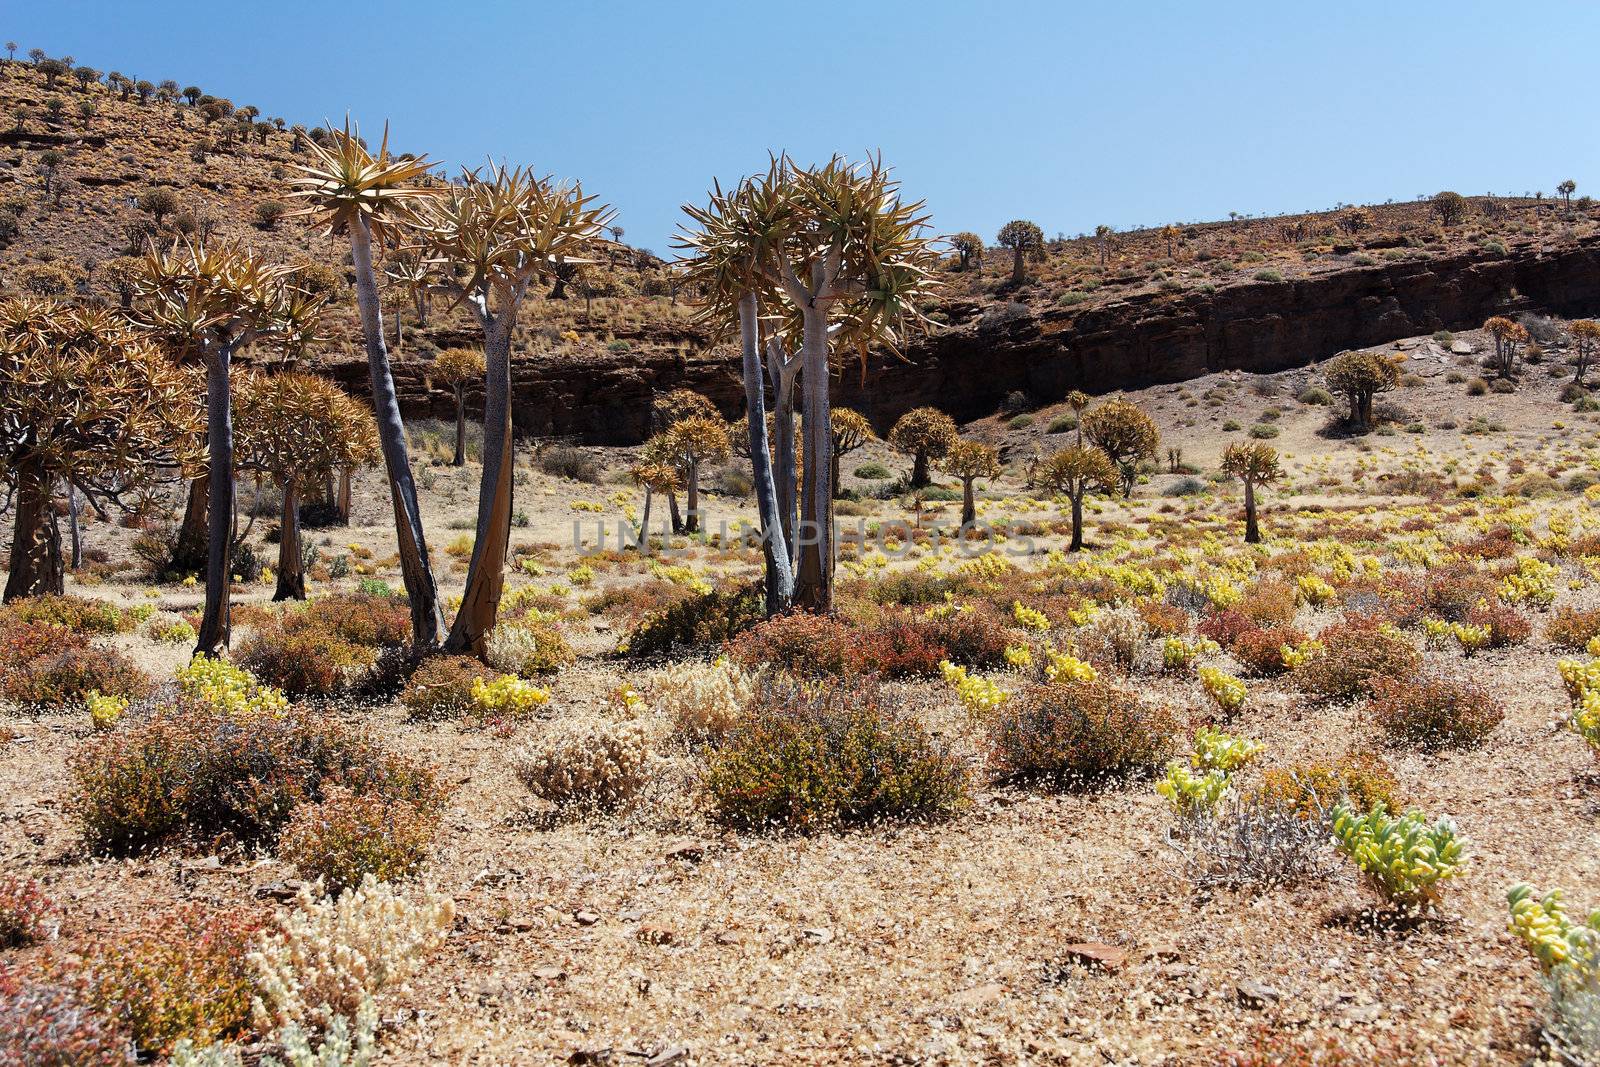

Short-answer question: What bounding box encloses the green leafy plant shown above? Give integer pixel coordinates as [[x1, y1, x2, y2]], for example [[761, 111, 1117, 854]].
[[1329, 802, 1466, 909]]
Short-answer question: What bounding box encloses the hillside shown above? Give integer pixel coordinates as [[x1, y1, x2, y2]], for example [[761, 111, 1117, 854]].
[[4, 55, 1600, 443]]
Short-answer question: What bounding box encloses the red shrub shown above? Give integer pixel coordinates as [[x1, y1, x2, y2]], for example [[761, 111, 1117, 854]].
[[0, 965, 129, 1067], [1198, 609, 1254, 647], [1367, 674, 1503, 750], [1, 647, 151, 708], [0, 876, 56, 947], [1230, 625, 1306, 677], [727, 612, 855, 676], [1464, 599, 1531, 648]]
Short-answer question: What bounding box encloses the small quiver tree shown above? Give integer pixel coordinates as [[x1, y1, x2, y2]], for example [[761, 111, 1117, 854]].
[[1081, 397, 1159, 497], [1219, 442, 1281, 544], [940, 439, 1002, 527], [888, 407, 959, 489], [1028, 445, 1115, 552], [431, 347, 485, 466], [1324, 351, 1401, 429], [829, 407, 875, 500]]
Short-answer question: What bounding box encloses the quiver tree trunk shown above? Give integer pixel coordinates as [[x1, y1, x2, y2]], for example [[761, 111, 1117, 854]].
[[1069, 493, 1086, 552], [273, 479, 306, 601], [1011, 246, 1025, 284], [739, 294, 793, 614], [336, 467, 353, 525], [1242, 480, 1260, 544], [961, 478, 977, 528], [445, 312, 514, 658], [452, 385, 467, 467], [3, 461, 63, 602], [684, 459, 701, 534], [350, 217, 444, 650], [667, 491, 683, 535], [172, 475, 209, 574], [793, 307, 834, 613], [66, 482, 82, 571], [911, 450, 930, 489], [195, 346, 235, 657], [636, 487, 653, 553]]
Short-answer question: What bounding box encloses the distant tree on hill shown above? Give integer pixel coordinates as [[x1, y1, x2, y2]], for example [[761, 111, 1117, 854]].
[[889, 406, 959, 488], [135, 80, 155, 103], [1483, 316, 1529, 378], [949, 231, 984, 271], [39, 58, 66, 89], [158, 80, 180, 104], [107, 72, 130, 98], [138, 187, 181, 226], [1094, 224, 1115, 266], [1558, 179, 1577, 208], [72, 66, 100, 91], [1569, 320, 1600, 385], [1430, 190, 1468, 227], [36, 149, 64, 196], [182, 85, 202, 105], [829, 408, 875, 498], [28, 48, 45, 67], [4, 43, 16, 64], [997, 219, 1044, 284], [1338, 207, 1373, 234], [1082, 396, 1158, 497], [1324, 350, 1399, 428], [1160, 224, 1179, 258]]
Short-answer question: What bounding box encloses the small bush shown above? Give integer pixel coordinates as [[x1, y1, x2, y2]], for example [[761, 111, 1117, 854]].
[[1230, 625, 1306, 677], [1172, 796, 1336, 890], [277, 787, 438, 893], [1463, 598, 1530, 647], [1046, 414, 1079, 435], [1297, 386, 1333, 406], [86, 903, 262, 1055], [1548, 606, 1600, 650], [1330, 802, 1467, 909], [70, 703, 446, 854], [483, 619, 575, 676], [705, 677, 967, 832], [1466, 377, 1489, 395], [1, 595, 125, 635], [1255, 751, 1401, 820], [399, 655, 496, 720], [1, 646, 151, 708], [1007, 413, 1034, 429], [988, 678, 1177, 788], [0, 968, 131, 1067], [648, 658, 754, 743], [1294, 619, 1421, 700], [726, 611, 854, 676], [538, 446, 601, 483], [0, 876, 56, 947], [237, 626, 375, 698], [1247, 423, 1279, 439], [853, 461, 891, 479], [1367, 673, 1503, 750], [516, 717, 652, 810], [625, 582, 765, 657]]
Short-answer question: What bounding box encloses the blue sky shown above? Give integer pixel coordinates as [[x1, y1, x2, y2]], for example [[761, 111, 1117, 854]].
[[9, 1, 1599, 252]]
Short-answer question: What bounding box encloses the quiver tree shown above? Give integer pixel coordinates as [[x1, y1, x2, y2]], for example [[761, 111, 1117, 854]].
[[1430, 191, 1468, 228], [288, 119, 446, 650], [1081, 397, 1158, 497], [888, 406, 958, 488], [1029, 445, 1115, 551], [1219, 441, 1281, 544], [1, 299, 203, 601], [627, 460, 680, 549], [996, 219, 1044, 284], [656, 415, 731, 534], [384, 250, 432, 332], [1323, 350, 1400, 430], [410, 161, 612, 657], [651, 389, 720, 534], [829, 407, 875, 499], [940, 439, 1002, 527], [133, 240, 328, 655], [678, 155, 940, 613], [431, 347, 484, 466], [1569, 320, 1600, 385], [235, 372, 377, 600], [949, 232, 984, 272], [1064, 389, 1091, 444], [1484, 316, 1529, 378]]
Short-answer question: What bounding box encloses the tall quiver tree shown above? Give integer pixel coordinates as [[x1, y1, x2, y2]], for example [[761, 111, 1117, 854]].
[[659, 415, 731, 534], [940, 439, 1002, 527], [287, 119, 446, 650], [432, 347, 484, 466], [1219, 441, 1280, 545], [411, 163, 612, 657], [1, 300, 204, 601], [236, 371, 378, 600], [829, 408, 875, 500], [133, 240, 326, 655], [678, 174, 797, 613]]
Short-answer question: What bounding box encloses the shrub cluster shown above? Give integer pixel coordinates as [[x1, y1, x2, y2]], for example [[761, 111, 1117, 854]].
[[1254, 751, 1401, 820], [624, 581, 767, 657], [988, 677, 1178, 788], [1293, 617, 1421, 700], [704, 677, 968, 832], [0, 965, 131, 1067], [0, 876, 56, 947], [648, 657, 755, 742], [516, 718, 653, 809], [1366, 673, 1503, 750], [236, 595, 411, 697], [726, 606, 1007, 680], [399, 655, 497, 720], [277, 788, 439, 894], [483, 618, 576, 676], [70, 702, 445, 855]]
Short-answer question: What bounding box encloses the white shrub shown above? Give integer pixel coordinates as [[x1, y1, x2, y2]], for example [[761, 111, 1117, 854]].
[[516, 717, 652, 808], [649, 658, 754, 741]]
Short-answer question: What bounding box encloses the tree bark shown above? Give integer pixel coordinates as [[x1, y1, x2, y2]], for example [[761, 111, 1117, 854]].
[[195, 345, 235, 657], [684, 459, 701, 534], [793, 306, 834, 613], [767, 341, 800, 562], [336, 467, 352, 525], [349, 217, 444, 650], [911, 451, 930, 489], [452, 385, 467, 466], [3, 462, 63, 602], [1069, 492, 1085, 552], [667, 491, 683, 535], [1243, 480, 1260, 544], [274, 478, 306, 600], [173, 475, 209, 574], [66, 482, 82, 570], [636, 487, 653, 553], [738, 293, 793, 614], [961, 478, 977, 528], [445, 306, 515, 658], [1011, 246, 1025, 284]]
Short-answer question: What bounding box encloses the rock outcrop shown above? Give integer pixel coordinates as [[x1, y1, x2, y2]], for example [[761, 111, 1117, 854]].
[[323, 234, 1600, 444]]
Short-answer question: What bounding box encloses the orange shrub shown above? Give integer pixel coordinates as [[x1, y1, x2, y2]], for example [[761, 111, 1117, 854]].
[[988, 678, 1178, 788], [1255, 751, 1401, 820], [1294, 617, 1421, 700], [1546, 605, 1600, 649], [1367, 674, 1503, 750], [1230, 625, 1307, 677], [278, 787, 438, 893]]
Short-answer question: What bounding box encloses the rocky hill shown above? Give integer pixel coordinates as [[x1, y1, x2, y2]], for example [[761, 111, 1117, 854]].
[[5, 53, 1599, 442]]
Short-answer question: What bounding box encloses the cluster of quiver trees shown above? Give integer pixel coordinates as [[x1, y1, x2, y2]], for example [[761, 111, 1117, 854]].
[[1, 122, 950, 662]]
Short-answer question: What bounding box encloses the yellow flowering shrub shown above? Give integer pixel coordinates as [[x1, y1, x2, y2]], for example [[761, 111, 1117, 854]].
[[1156, 726, 1262, 816], [1295, 574, 1337, 607], [1199, 667, 1247, 714], [176, 655, 289, 718], [940, 660, 1010, 715], [469, 675, 550, 719], [1012, 601, 1050, 632], [1162, 636, 1219, 673], [87, 690, 129, 731], [1044, 648, 1098, 684], [1500, 556, 1559, 607], [1508, 883, 1600, 972]]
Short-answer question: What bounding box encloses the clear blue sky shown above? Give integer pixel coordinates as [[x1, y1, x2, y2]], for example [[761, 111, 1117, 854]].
[[10, 1, 1598, 252]]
